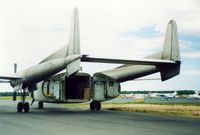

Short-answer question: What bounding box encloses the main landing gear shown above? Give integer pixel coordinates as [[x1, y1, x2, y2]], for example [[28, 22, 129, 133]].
[[17, 89, 30, 113], [17, 102, 29, 113], [90, 101, 101, 111]]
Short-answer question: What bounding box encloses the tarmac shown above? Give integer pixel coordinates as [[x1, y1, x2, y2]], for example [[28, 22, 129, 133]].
[[0, 100, 200, 135]]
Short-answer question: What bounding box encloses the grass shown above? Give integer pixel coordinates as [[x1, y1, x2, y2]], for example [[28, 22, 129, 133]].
[[0, 96, 14, 100], [0, 96, 31, 100], [103, 103, 200, 118], [63, 102, 200, 118]]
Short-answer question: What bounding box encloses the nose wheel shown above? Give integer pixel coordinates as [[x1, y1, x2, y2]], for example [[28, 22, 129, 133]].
[[90, 101, 101, 111]]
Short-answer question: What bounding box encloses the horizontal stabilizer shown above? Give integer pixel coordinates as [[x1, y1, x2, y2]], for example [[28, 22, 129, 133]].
[[81, 56, 177, 66], [0, 80, 10, 83], [0, 74, 21, 80], [133, 78, 161, 81]]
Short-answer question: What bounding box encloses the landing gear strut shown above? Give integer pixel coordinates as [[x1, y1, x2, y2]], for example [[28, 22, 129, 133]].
[[17, 89, 30, 113], [90, 101, 101, 111]]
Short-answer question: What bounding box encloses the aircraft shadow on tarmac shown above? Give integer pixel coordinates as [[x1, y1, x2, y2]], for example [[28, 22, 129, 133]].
[[30, 107, 104, 115]]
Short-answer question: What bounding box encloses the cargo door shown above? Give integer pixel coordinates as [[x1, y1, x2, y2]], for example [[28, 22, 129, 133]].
[[53, 81, 60, 99], [92, 73, 121, 101], [106, 82, 120, 98], [93, 81, 105, 100]]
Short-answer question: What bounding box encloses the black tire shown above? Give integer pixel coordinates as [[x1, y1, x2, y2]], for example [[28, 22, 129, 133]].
[[24, 102, 30, 113], [95, 101, 101, 111], [17, 102, 23, 112], [38, 102, 43, 109], [90, 101, 95, 110]]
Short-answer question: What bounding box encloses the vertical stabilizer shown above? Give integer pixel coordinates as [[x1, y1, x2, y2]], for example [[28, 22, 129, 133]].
[[162, 20, 180, 62], [160, 20, 181, 81], [68, 7, 80, 55], [66, 8, 81, 77]]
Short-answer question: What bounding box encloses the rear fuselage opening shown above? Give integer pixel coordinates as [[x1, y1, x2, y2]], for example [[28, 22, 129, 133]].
[[65, 72, 91, 100], [34, 72, 120, 103]]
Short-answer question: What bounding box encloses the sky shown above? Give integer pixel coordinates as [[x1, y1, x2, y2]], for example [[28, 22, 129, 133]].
[[0, 0, 199, 91]]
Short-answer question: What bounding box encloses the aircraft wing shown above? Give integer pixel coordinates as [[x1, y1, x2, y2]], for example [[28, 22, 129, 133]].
[[81, 55, 177, 66]]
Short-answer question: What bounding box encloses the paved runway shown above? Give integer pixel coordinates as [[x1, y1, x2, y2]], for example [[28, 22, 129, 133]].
[[0, 100, 200, 135]]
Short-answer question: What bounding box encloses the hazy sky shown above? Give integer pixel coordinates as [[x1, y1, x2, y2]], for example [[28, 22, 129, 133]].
[[0, 0, 199, 91]]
